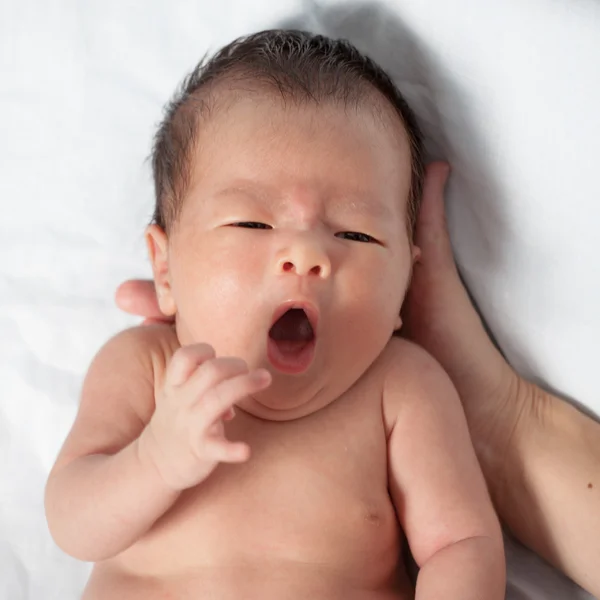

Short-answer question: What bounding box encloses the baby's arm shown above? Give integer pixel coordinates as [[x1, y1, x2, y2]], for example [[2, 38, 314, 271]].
[[45, 326, 269, 562], [384, 339, 505, 600], [44, 326, 181, 561]]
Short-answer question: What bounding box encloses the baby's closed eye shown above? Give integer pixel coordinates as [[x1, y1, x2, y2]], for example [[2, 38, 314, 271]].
[[335, 232, 380, 244], [229, 222, 272, 229], [228, 222, 382, 245]]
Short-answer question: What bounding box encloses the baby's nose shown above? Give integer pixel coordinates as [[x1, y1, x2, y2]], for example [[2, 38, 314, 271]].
[[276, 238, 331, 279]]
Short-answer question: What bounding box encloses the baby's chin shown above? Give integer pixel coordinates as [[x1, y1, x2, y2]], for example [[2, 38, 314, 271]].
[[237, 375, 333, 422]]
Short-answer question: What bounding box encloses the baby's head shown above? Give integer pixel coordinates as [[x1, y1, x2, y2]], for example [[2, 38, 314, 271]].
[[146, 30, 424, 419], [150, 30, 423, 237]]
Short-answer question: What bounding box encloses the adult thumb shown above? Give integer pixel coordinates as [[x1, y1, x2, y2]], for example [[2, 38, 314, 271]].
[[414, 162, 454, 272]]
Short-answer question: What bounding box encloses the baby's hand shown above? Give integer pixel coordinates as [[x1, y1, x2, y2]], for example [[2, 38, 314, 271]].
[[138, 344, 271, 491]]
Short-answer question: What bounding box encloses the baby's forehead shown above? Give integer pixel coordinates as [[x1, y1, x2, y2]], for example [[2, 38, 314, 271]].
[[213, 85, 410, 146], [209, 178, 399, 221], [194, 90, 411, 172], [194, 100, 408, 186]]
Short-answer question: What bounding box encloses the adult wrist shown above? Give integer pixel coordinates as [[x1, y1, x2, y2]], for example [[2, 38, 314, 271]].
[[481, 375, 552, 520]]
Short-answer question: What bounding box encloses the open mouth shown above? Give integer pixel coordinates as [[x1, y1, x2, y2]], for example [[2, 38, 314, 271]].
[[267, 303, 318, 374]]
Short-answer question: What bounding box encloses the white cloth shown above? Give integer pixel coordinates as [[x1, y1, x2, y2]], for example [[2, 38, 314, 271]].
[[1, 1, 598, 598]]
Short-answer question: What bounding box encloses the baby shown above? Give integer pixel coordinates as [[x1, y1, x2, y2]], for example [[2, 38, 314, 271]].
[[45, 30, 504, 600]]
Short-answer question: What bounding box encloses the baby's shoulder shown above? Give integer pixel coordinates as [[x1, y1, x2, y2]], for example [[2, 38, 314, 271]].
[[377, 337, 458, 432], [55, 324, 181, 466], [105, 322, 178, 354], [375, 335, 439, 383], [90, 323, 180, 389]]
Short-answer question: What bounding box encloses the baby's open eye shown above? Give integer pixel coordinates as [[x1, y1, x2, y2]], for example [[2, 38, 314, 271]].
[[335, 231, 379, 244], [229, 222, 272, 229]]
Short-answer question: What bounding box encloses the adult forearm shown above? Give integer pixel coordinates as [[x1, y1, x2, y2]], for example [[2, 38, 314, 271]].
[[486, 382, 600, 597], [45, 435, 180, 562], [415, 535, 505, 600]]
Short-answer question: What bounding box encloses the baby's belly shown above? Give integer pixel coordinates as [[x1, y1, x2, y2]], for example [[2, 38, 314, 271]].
[[83, 469, 409, 599], [83, 561, 414, 600]]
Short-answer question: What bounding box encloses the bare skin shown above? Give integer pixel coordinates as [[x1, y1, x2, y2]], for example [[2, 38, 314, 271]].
[[47, 328, 501, 600], [45, 101, 504, 599], [402, 163, 600, 597], [118, 162, 600, 598]]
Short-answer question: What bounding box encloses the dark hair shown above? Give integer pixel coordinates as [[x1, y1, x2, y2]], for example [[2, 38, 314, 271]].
[[151, 29, 424, 236]]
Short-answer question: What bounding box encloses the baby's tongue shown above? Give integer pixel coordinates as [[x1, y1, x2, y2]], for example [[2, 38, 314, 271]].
[[267, 308, 316, 374], [269, 309, 313, 342]]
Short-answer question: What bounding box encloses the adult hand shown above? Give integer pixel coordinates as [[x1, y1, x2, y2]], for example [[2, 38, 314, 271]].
[[404, 163, 600, 599], [402, 162, 528, 463]]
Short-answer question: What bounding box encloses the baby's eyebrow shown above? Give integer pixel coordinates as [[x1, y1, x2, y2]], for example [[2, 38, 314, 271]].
[[213, 180, 392, 220], [327, 196, 392, 221], [213, 182, 272, 203]]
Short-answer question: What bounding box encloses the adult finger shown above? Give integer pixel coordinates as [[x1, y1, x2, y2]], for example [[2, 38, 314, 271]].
[[414, 162, 454, 272], [115, 280, 168, 320]]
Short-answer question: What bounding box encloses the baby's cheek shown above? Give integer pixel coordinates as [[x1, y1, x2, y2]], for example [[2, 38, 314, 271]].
[[184, 268, 259, 334], [365, 263, 408, 328], [210, 271, 256, 310]]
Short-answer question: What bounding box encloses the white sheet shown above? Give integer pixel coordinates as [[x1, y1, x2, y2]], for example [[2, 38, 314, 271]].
[[2, 1, 599, 598]]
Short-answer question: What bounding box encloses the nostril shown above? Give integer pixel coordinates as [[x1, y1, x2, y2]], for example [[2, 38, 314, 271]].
[[279, 260, 327, 276]]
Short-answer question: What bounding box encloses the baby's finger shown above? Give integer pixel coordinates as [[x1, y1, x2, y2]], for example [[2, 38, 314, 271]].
[[184, 356, 251, 400], [203, 438, 251, 463], [197, 368, 272, 424], [166, 344, 216, 387]]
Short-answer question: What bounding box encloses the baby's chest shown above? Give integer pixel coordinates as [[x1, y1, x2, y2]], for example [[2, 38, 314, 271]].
[[128, 402, 401, 582]]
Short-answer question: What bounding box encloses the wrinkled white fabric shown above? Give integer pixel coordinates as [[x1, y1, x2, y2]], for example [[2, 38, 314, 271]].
[[2, 1, 598, 598]]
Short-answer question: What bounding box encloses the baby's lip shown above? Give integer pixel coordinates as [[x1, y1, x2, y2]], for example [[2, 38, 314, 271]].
[[269, 300, 319, 337]]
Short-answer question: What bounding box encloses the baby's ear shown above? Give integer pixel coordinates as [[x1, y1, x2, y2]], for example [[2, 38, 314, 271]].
[[145, 224, 176, 316]]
